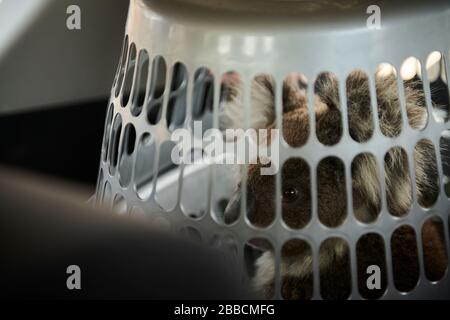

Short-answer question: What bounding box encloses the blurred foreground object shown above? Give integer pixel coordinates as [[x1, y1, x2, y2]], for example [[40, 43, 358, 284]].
[[0, 168, 245, 299]]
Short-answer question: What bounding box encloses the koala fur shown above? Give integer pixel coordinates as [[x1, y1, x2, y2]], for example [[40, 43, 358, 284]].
[[221, 70, 448, 299]]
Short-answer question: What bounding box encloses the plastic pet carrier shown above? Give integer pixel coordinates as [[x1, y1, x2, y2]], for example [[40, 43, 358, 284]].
[[96, 0, 450, 299]]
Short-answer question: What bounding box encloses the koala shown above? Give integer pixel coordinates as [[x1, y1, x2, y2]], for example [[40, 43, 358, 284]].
[[220, 70, 448, 299]]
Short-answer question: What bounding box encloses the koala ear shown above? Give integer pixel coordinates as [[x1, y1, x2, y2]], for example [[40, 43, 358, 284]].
[[218, 72, 244, 130], [219, 73, 276, 130], [250, 74, 276, 129]]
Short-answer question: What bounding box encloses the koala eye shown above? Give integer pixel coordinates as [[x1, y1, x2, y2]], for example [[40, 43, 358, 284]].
[[282, 186, 299, 203]]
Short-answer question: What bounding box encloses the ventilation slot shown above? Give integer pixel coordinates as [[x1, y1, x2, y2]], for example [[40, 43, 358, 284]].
[[347, 70, 374, 142], [427, 51, 450, 123], [219, 71, 243, 131], [131, 49, 149, 116], [155, 141, 181, 211], [314, 72, 342, 146], [282, 158, 311, 229], [282, 73, 309, 147], [101, 181, 112, 209], [121, 43, 137, 107], [318, 157, 347, 227], [401, 57, 428, 131], [356, 233, 387, 299], [384, 147, 412, 217], [147, 56, 167, 125], [114, 36, 129, 97], [251, 73, 276, 129], [108, 113, 122, 175], [422, 216, 448, 282], [414, 139, 439, 208], [319, 237, 351, 300], [102, 103, 114, 162], [134, 133, 155, 200], [244, 238, 274, 299], [118, 123, 136, 187], [166, 62, 188, 131], [246, 164, 275, 228], [440, 130, 450, 197], [210, 234, 239, 274], [95, 169, 104, 206], [281, 239, 313, 300], [391, 225, 419, 292], [215, 165, 242, 225], [181, 148, 208, 220], [375, 63, 402, 138], [352, 153, 381, 223], [192, 67, 214, 121]]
